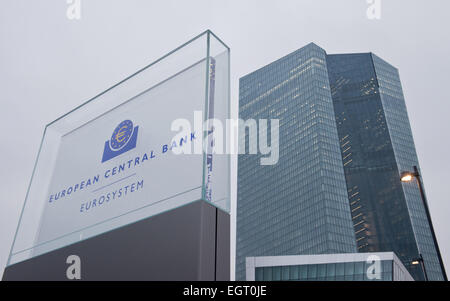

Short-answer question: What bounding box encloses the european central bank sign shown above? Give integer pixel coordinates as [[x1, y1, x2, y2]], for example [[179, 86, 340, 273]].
[[8, 32, 230, 267], [35, 59, 209, 247]]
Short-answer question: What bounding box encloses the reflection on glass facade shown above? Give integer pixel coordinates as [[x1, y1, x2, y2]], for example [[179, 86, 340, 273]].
[[236, 43, 357, 280], [327, 53, 445, 280]]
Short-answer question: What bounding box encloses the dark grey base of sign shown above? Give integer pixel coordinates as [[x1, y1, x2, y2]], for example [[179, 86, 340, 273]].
[[2, 200, 230, 281]]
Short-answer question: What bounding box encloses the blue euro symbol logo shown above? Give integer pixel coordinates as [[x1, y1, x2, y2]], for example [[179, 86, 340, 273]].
[[102, 120, 139, 163]]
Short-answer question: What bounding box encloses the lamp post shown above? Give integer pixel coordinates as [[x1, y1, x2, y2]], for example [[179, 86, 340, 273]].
[[400, 166, 448, 281], [412, 254, 428, 281]]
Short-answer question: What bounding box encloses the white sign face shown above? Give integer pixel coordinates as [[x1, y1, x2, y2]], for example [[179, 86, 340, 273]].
[[36, 61, 207, 245]]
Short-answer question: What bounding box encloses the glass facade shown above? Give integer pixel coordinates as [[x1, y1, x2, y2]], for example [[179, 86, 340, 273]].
[[237, 42, 445, 281], [327, 53, 444, 280], [254, 260, 394, 281], [236, 43, 357, 280]]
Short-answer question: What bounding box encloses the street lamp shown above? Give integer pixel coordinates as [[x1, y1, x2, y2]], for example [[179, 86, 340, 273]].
[[400, 166, 448, 281], [400, 173, 413, 183], [411, 254, 428, 281]]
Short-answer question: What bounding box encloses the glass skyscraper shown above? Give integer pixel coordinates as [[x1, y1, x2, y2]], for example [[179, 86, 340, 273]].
[[237, 43, 357, 280], [327, 53, 445, 281], [237, 43, 446, 281]]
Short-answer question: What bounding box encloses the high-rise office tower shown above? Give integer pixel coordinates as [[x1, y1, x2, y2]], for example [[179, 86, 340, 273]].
[[236, 43, 357, 280], [237, 43, 446, 281], [327, 53, 445, 281]]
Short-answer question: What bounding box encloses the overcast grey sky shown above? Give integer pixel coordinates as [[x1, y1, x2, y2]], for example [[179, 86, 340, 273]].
[[1, 0, 449, 280]]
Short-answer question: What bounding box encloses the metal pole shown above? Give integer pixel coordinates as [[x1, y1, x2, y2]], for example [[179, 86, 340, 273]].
[[419, 254, 428, 281], [413, 166, 448, 281]]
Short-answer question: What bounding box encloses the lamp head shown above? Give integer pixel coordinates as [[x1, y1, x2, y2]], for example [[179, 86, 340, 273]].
[[401, 172, 414, 182]]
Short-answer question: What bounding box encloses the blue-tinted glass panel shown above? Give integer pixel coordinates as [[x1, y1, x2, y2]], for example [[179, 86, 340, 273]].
[[326, 263, 336, 278], [272, 266, 281, 281], [355, 261, 364, 275], [336, 263, 345, 276], [317, 264, 327, 280], [307, 264, 318, 280], [282, 266, 290, 280], [299, 265, 308, 280], [263, 267, 272, 281], [290, 265, 299, 280], [255, 267, 264, 281]]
